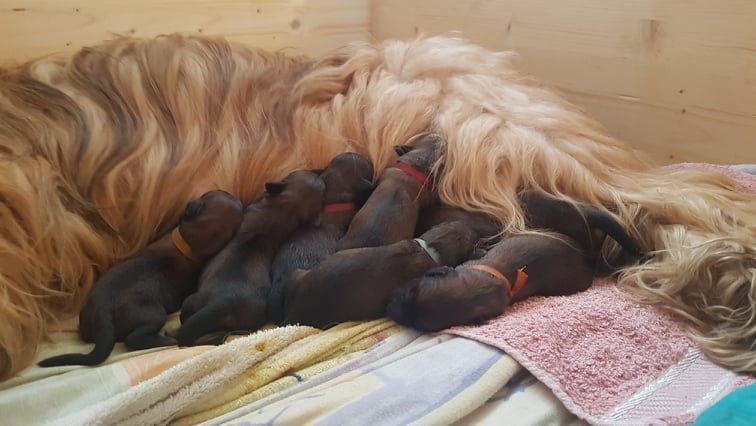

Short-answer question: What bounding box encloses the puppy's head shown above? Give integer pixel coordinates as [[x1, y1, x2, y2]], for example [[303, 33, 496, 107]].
[[394, 134, 444, 175], [320, 152, 375, 206], [179, 190, 244, 259], [387, 266, 508, 332], [264, 170, 326, 225], [418, 221, 480, 266]]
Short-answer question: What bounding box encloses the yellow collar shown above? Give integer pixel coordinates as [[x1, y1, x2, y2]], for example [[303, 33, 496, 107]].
[[171, 228, 197, 261]]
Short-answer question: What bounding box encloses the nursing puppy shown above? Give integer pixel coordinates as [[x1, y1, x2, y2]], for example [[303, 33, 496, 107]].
[[39, 191, 244, 367], [388, 193, 645, 331], [337, 134, 442, 250], [267, 153, 374, 323], [283, 219, 486, 329], [387, 233, 592, 331], [416, 203, 502, 238], [177, 171, 325, 346], [519, 191, 644, 261]]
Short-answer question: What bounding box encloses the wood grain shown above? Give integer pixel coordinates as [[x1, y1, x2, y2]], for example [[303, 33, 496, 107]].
[[0, 0, 369, 63], [372, 0, 756, 165]]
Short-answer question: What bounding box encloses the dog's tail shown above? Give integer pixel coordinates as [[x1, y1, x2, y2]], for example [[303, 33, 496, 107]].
[[176, 299, 232, 347], [38, 314, 115, 367], [583, 206, 644, 260]]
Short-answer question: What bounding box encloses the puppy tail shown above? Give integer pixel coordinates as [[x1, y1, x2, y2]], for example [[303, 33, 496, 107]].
[[584, 206, 644, 260], [176, 299, 232, 347], [38, 314, 116, 367]]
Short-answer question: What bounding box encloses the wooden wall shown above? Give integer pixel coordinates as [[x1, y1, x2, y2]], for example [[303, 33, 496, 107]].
[[372, 0, 756, 165], [0, 0, 369, 63], [1, 1, 754, 164]]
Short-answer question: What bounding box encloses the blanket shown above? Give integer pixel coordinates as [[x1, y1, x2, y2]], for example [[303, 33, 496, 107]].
[[215, 334, 519, 425], [0, 319, 400, 425], [449, 163, 756, 424]]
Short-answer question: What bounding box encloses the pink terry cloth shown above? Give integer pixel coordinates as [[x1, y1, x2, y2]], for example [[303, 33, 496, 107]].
[[447, 163, 756, 424]]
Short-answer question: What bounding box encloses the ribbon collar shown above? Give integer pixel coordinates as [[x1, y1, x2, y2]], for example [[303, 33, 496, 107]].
[[393, 161, 433, 190], [414, 238, 441, 264], [465, 264, 529, 299], [171, 228, 197, 262], [322, 202, 356, 214]]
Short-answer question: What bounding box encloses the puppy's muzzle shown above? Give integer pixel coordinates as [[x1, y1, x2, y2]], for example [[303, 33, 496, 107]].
[[387, 285, 419, 326]]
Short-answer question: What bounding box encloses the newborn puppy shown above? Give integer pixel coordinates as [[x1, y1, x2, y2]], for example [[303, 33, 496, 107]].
[[38, 191, 244, 367], [267, 153, 374, 323], [388, 233, 592, 332], [519, 191, 643, 261], [337, 134, 442, 250], [416, 203, 502, 239], [283, 220, 481, 329], [177, 171, 325, 346], [388, 193, 645, 331]]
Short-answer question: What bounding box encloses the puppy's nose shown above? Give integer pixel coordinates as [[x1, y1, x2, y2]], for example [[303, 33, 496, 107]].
[[386, 287, 417, 327]]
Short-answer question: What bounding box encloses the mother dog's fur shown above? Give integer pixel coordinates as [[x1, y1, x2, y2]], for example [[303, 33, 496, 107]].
[[0, 34, 754, 378]]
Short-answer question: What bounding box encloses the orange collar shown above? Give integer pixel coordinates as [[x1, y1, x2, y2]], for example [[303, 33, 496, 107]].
[[465, 264, 529, 299], [171, 228, 197, 262]]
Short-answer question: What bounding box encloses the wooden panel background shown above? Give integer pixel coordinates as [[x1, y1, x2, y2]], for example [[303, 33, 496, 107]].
[[1, 1, 754, 164], [372, 0, 756, 165], [0, 0, 369, 62]]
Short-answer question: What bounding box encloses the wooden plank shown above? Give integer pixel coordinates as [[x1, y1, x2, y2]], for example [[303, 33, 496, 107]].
[[0, 0, 369, 64], [372, 0, 756, 165]]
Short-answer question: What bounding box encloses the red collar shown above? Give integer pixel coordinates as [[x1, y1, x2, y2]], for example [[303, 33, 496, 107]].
[[393, 161, 433, 190], [322, 202, 355, 214]]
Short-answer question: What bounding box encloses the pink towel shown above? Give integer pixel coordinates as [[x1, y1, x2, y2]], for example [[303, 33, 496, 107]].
[[448, 163, 756, 424]]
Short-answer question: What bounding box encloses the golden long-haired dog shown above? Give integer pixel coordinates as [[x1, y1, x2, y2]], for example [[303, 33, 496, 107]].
[[0, 34, 754, 380]]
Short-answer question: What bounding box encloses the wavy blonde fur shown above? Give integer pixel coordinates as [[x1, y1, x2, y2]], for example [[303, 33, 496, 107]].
[[0, 34, 753, 379]]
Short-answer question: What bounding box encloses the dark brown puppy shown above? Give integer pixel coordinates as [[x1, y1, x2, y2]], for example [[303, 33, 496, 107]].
[[39, 191, 244, 367], [177, 171, 325, 346], [519, 191, 643, 261], [416, 203, 502, 238], [283, 220, 484, 329], [388, 193, 645, 331], [387, 233, 593, 332], [267, 153, 374, 323], [337, 134, 442, 250]]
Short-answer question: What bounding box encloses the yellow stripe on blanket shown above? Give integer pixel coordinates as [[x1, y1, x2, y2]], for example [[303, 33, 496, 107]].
[[173, 319, 401, 425]]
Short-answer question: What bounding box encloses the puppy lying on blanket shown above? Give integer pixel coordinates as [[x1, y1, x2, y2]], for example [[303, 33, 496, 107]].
[[177, 171, 325, 346], [388, 193, 645, 331], [39, 191, 244, 367], [337, 134, 442, 250], [283, 213, 498, 329], [268, 153, 374, 323]]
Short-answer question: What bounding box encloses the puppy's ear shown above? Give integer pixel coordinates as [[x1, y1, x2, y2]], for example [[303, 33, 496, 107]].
[[470, 248, 488, 260], [359, 177, 374, 189], [309, 168, 326, 175], [182, 200, 204, 221], [354, 177, 375, 205], [394, 145, 414, 157], [265, 181, 286, 196]]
